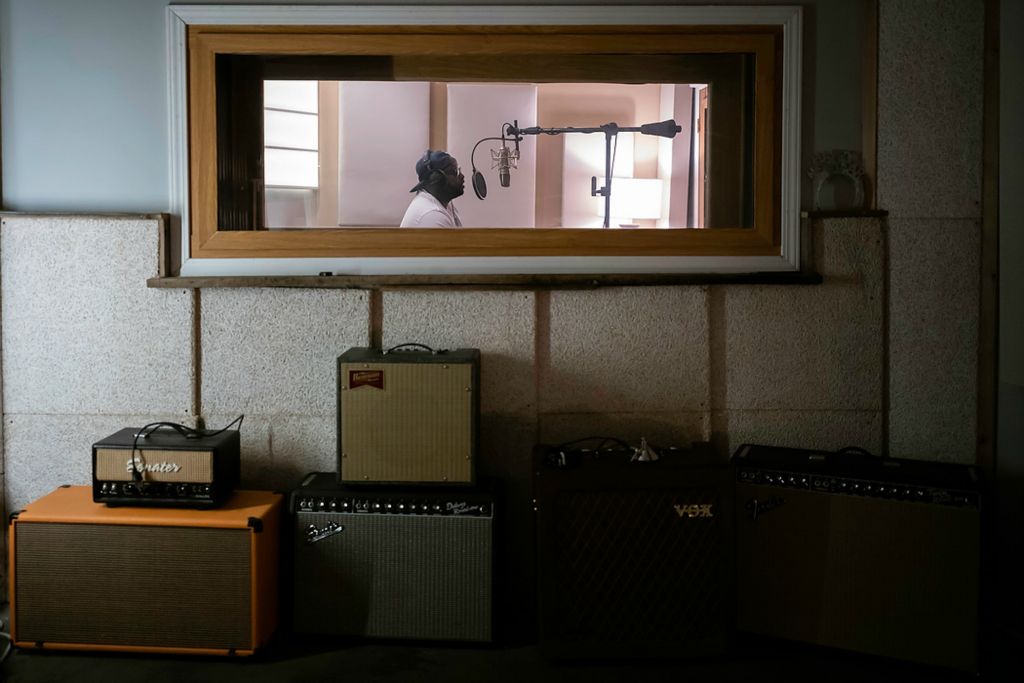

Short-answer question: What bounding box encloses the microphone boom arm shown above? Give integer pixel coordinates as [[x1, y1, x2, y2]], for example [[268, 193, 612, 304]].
[[476, 119, 682, 228]]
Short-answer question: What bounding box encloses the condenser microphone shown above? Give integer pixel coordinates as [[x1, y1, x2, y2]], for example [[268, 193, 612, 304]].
[[498, 147, 512, 187], [492, 144, 518, 188]]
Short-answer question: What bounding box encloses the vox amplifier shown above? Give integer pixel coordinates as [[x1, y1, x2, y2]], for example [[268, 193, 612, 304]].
[[337, 345, 479, 485], [8, 486, 282, 655], [290, 473, 496, 642], [733, 443, 981, 672], [92, 425, 240, 508], [533, 442, 734, 659]]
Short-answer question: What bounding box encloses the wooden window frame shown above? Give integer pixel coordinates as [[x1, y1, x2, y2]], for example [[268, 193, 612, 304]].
[[167, 5, 802, 277]]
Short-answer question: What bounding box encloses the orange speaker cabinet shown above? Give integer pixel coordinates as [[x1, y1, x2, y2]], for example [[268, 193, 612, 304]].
[[8, 486, 282, 656]]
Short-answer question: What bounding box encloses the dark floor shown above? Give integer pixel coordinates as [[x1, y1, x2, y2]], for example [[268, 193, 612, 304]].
[[2, 614, 1021, 683]]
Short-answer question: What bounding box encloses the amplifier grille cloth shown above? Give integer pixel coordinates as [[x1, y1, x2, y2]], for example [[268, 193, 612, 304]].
[[95, 448, 214, 482], [549, 488, 723, 643], [737, 484, 979, 670], [340, 362, 473, 482], [294, 512, 491, 641], [16, 524, 252, 649]]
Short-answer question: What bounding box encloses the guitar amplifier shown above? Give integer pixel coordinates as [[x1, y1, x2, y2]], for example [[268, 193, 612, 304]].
[[733, 444, 980, 672], [337, 345, 479, 485], [8, 486, 281, 655], [92, 426, 240, 508], [290, 472, 496, 642], [533, 442, 734, 659]]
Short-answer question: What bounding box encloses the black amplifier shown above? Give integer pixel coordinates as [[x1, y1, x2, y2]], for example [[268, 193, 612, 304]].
[[733, 443, 980, 672], [290, 473, 496, 642], [92, 426, 240, 508], [533, 441, 734, 659]]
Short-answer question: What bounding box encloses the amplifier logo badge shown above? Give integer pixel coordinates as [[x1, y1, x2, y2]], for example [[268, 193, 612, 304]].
[[674, 504, 714, 518], [306, 521, 345, 544], [125, 456, 182, 474], [350, 370, 384, 390], [447, 501, 486, 516]]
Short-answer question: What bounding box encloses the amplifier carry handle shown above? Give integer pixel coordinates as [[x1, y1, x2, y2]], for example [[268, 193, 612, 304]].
[[384, 343, 446, 355]]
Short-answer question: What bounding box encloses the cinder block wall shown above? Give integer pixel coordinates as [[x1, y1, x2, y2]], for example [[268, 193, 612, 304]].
[[0, 213, 902, 517], [0, 213, 893, 627], [878, 0, 984, 460]]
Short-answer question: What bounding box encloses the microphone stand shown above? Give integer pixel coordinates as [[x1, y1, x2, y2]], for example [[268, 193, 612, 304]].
[[504, 120, 680, 228]]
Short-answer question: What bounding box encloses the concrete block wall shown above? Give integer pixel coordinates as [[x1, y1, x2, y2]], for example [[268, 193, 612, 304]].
[[1, 211, 894, 624], [0, 220, 883, 538], [878, 0, 984, 460]]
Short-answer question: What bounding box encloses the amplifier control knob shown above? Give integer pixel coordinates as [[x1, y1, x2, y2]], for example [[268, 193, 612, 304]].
[[329, 499, 338, 510]]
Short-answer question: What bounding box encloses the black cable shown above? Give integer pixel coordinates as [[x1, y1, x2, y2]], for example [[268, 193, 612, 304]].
[[0, 618, 11, 665], [128, 416, 244, 483]]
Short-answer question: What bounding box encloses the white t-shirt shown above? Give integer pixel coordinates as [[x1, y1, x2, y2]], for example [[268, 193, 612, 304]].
[[399, 192, 462, 227]]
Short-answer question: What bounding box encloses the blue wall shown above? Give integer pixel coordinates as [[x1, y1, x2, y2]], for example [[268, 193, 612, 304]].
[[0, 0, 865, 213]]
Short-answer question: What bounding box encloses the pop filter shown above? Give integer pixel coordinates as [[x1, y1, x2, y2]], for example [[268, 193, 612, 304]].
[[471, 168, 487, 200]]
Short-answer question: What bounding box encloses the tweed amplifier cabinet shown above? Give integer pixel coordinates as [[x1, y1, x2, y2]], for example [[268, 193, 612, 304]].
[[92, 426, 240, 508], [290, 472, 495, 642], [733, 444, 980, 672], [533, 442, 734, 659], [8, 486, 282, 656], [337, 346, 479, 485]]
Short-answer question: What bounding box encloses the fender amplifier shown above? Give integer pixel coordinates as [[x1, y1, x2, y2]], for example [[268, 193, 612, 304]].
[[337, 345, 479, 484], [290, 473, 496, 642], [733, 444, 980, 672], [8, 486, 281, 656], [92, 425, 240, 508], [533, 442, 734, 659]]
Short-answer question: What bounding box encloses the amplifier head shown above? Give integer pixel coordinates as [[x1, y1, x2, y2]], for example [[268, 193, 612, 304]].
[[533, 443, 734, 659], [337, 346, 479, 485], [92, 426, 240, 508], [290, 473, 495, 642], [8, 486, 282, 655]]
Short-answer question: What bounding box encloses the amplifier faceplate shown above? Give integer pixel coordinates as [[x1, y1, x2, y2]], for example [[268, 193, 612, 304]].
[[92, 427, 240, 508], [95, 448, 214, 482], [291, 473, 495, 642], [337, 347, 479, 485], [733, 444, 980, 672], [533, 444, 733, 659]]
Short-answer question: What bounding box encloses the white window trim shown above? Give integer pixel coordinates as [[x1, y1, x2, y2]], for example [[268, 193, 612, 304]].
[[167, 4, 802, 277]]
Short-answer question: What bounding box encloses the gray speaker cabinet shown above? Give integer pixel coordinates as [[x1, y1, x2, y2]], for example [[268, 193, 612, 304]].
[[290, 473, 496, 642]]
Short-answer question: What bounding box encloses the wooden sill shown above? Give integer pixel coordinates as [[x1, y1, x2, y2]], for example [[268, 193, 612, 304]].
[[147, 271, 824, 290]]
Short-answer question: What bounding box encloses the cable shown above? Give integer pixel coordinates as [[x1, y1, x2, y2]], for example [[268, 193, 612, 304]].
[[0, 618, 11, 665], [128, 416, 245, 483], [543, 436, 636, 468]]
